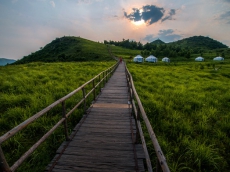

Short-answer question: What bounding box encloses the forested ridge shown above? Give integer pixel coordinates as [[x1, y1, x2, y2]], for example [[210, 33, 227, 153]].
[[13, 35, 229, 64]]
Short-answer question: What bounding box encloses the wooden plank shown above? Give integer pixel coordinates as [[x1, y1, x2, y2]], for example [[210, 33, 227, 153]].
[[96, 99, 129, 104], [92, 103, 129, 108], [88, 108, 130, 113], [55, 155, 136, 165], [47, 63, 146, 172]]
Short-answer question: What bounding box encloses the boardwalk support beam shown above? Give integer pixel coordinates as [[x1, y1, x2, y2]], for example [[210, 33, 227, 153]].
[[0, 146, 11, 172], [62, 101, 70, 141], [82, 87, 86, 113]]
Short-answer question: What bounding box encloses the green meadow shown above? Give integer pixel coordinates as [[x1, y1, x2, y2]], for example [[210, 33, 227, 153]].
[[1, 59, 230, 171], [0, 61, 115, 171], [127, 61, 230, 171]]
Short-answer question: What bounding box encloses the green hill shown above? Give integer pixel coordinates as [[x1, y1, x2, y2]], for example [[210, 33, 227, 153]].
[[13, 35, 229, 64], [14, 36, 115, 64], [0, 58, 16, 66], [151, 39, 165, 44], [14, 36, 142, 64], [168, 36, 228, 49]]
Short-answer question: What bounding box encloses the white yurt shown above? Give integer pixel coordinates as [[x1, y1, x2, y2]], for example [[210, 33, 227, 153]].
[[213, 56, 224, 61], [162, 57, 170, 62], [195, 57, 204, 61], [145, 55, 158, 63], [133, 55, 144, 63]]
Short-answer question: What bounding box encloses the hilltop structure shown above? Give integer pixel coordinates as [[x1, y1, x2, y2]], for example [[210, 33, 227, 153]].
[[145, 55, 158, 63], [133, 55, 144, 63], [213, 56, 224, 61], [195, 57, 204, 61], [162, 57, 170, 62]]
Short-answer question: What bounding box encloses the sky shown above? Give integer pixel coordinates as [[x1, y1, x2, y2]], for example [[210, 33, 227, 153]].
[[0, 0, 230, 60]]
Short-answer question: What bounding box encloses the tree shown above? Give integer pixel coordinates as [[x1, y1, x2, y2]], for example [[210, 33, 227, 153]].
[[221, 52, 225, 58], [185, 52, 191, 59]]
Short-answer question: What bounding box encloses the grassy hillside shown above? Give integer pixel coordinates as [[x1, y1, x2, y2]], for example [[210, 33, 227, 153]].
[[14, 36, 115, 64], [168, 36, 228, 50], [12, 35, 229, 65], [108, 45, 141, 59], [105, 35, 229, 61]]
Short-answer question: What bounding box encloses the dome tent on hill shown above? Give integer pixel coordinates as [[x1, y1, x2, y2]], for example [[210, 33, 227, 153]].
[[145, 55, 158, 63], [133, 55, 144, 63], [195, 57, 204, 61], [213, 56, 224, 61], [162, 57, 170, 62]]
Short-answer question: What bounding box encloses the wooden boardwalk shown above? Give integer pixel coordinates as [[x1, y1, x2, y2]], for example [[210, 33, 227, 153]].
[[46, 62, 146, 172]]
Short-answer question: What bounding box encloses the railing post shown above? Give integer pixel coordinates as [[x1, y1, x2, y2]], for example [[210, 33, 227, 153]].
[[103, 72, 105, 86], [93, 79, 96, 100], [82, 87, 86, 113], [99, 75, 101, 92], [0, 146, 11, 172], [62, 101, 70, 141], [156, 159, 161, 172], [106, 70, 108, 82], [135, 107, 140, 143]]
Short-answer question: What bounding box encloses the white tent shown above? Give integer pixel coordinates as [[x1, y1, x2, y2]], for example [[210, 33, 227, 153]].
[[133, 55, 144, 63], [145, 55, 158, 63], [162, 57, 170, 62], [195, 57, 204, 61], [213, 56, 224, 61]]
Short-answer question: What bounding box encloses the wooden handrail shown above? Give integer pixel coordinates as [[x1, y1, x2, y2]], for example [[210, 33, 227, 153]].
[[0, 61, 119, 172], [125, 63, 170, 172]]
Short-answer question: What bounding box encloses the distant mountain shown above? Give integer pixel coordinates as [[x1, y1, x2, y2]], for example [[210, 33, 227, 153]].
[[0, 58, 16, 66], [151, 39, 165, 44], [14, 36, 114, 64], [168, 36, 228, 49]]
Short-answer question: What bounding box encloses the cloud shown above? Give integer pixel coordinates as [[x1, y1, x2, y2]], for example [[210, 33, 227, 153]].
[[143, 29, 182, 43], [217, 11, 230, 24], [76, 0, 102, 4], [162, 9, 176, 22], [141, 5, 165, 24], [124, 5, 176, 25], [11, 0, 18, 3], [124, 8, 142, 22], [50, 1, 55, 8]]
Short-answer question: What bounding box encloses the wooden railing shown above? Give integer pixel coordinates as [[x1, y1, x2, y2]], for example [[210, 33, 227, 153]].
[[0, 61, 119, 172], [125, 63, 170, 172]]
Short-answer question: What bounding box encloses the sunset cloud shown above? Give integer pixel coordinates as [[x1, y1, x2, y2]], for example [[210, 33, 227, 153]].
[[162, 9, 176, 22], [143, 29, 182, 43], [0, 0, 229, 60], [219, 11, 230, 23], [124, 5, 176, 25]]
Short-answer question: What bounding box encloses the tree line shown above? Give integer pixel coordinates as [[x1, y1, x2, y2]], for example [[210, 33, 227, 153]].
[[104, 39, 192, 58], [104, 36, 228, 58]]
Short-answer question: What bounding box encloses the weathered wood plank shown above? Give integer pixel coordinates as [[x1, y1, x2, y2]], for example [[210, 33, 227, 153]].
[[92, 103, 129, 108], [47, 63, 146, 172]]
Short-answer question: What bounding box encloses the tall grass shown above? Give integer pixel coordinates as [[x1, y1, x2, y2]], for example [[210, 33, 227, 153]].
[[127, 61, 230, 171], [0, 61, 115, 171]]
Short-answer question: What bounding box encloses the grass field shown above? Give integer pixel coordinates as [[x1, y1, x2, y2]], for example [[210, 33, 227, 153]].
[[127, 61, 230, 171], [1, 59, 230, 171], [0, 61, 116, 171]]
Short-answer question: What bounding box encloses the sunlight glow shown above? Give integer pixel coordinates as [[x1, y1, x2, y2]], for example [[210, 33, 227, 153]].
[[132, 19, 145, 26]]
